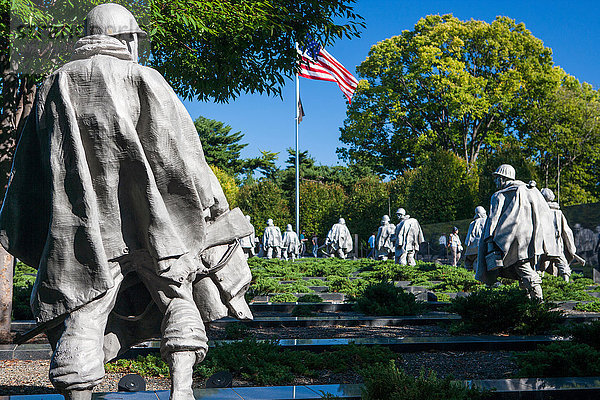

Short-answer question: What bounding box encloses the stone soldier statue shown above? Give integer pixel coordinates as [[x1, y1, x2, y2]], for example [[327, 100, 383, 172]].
[[464, 206, 487, 270], [281, 224, 301, 261], [263, 219, 282, 259], [0, 4, 253, 400], [393, 208, 424, 266], [239, 215, 257, 258], [573, 223, 597, 268], [375, 215, 395, 260], [325, 218, 353, 259], [475, 164, 559, 300], [539, 188, 576, 282]]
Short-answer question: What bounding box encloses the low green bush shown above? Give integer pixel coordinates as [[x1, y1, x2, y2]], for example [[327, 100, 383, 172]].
[[514, 342, 600, 378], [193, 338, 397, 386], [106, 354, 170, 377], [270, 293, 298, 303], [359, 361, 490, 400], [354, 282, 424, 316], [224, 322, 250, 340], [297, 294, 323, 303], [566, 320, 600, 349], [327, 275, 372, 298], [449, 286, 563, 334], [541, 273, 597, 302], [574, 301, 600, 312], [291, 304, 317, 316]]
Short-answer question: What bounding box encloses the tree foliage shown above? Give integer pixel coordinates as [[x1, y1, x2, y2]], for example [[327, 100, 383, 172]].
[[237, 179, 291, 235], [339, 14, 556, 175], [210, 165, 239, 208], [299, 180, 347, 237], [195, 116, 247, 175]]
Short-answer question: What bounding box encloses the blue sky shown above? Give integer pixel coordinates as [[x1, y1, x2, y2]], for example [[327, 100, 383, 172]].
[[182, 0, 600, 169]]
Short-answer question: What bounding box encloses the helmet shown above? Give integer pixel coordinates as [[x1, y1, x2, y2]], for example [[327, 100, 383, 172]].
[[396, 208, 406, 216], [541, 188, 555, 202], [381, 215, 390, 223], [85, 4, 147, 37], [267, 218, 273, 226], [452, 226, 459, 233], [286, 224, 293, 231], [338, 218, 346, 224], [474, 206, 486, 218], [493, 164, 515, 180]]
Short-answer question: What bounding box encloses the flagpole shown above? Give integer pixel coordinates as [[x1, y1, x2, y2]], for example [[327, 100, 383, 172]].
[[295, 73, 300, 235]]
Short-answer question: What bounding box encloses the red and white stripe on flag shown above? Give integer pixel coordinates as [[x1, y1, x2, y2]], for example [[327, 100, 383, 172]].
[[297, 48, 358, 103]]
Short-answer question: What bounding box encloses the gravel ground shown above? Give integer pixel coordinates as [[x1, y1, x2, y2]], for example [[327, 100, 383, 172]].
[[206, 324, 450, 340], [0, 350, 517, 395]]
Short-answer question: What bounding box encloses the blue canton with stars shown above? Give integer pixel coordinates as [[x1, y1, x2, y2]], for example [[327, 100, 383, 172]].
[[302, 39, 321, 61]]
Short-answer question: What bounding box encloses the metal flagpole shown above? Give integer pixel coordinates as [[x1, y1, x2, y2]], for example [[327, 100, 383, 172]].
[[295, 73, 300, 235]]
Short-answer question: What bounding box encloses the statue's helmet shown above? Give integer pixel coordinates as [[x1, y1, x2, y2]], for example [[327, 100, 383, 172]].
[[338, 218, 345, 224], [381, 215, 390, 223], [267, 218, 273, 226], [541, 188, 555, 202], [474, 206, 486, 218], [85, 3, 147, 37], [246, 215, 251, 221], [286, 224, 293, 231], [574, 223, 582, 230], [492, 164, 515, 180], [396, 208, 406, 216]]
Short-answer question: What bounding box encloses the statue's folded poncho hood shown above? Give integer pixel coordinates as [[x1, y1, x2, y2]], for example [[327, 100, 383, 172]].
[[0, 35, 228, 323]]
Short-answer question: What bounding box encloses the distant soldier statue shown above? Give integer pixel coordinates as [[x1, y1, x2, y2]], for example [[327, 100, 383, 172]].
[[281, 224, 301, 261], [240, 215, 257, 258], [464, 206, 487, 270], [325, 218, 353, 259], [476, 164, 559, 300], [393, 208, 424, 266], [539, 188, 577, 282], [263, 219, 282, 259], [573, 223, 597, 268], [375, 215, 395, 260], [0, 4, 253, 400]]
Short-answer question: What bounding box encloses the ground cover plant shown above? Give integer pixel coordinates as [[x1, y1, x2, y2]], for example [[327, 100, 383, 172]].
[[358, 361, 490, 400], [449, 286, 564, 334], [541, 273, 598, 302], [354, 282, 424, 316], [12, 262, 36, 320], [106, 339, 398, 386]]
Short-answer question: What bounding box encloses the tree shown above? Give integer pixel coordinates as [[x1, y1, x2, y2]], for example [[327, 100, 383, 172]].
[[195, 116, 247, 175], [339, 14, 556, 175], [299, 181, 346, 238], [210, 165, 239, 208], [405, 150, 478, 224], [520, 73, 600, 205], [344, 175, 391, 240], [237, 179, 291, 236], [1, 0, 364, 192]]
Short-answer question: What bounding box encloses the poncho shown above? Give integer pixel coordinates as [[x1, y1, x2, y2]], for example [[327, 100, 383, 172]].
[[393, 216, 424, 253], [326, 223, 353, 252], [0, 35, 230, 323]]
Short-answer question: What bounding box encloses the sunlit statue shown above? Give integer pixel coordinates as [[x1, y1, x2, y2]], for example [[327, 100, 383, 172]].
[[539, 188, 577, 282], [573, 223, 598, 268], [325, 218, 353, 259], [393, 208, 424, 265], [239, 215, 257, 258], [0, 4, 254, 400], [263, 218, 282, 259], [464, 206, 487, 270], [476, 164, 559, 300], [281, 224, 301, 261], [375, 215, 396, 260]]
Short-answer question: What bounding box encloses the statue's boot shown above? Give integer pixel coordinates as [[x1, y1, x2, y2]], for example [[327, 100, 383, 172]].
[[62, 390, 92, 400], [168, 351, 197, 400], [562, 274, 570, 283]]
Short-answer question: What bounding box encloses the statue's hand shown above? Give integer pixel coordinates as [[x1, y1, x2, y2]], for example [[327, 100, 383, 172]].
[[156, 253, 199, 284]]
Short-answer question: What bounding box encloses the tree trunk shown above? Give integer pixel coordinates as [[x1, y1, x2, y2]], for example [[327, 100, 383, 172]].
[[0, 244, 13, 343]]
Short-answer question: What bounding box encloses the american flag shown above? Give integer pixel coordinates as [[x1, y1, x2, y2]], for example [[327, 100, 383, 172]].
[[297, 40, 359, 103]]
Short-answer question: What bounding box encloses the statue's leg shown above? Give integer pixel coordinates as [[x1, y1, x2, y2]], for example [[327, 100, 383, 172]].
[[407, 251, 416, 266], [137, 267, 207, 400], [49, 270, 123, 399], [266, 247, 273, 259], [556, 256, 571, 282], [514, 260, 543, 301]]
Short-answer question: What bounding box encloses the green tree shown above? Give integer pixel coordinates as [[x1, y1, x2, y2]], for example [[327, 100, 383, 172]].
[[344, 175, 391, 240], [299, 181, 347, 237], [195, 116, 247, 175], [210, 165, 239, 208], [406, 150, 478, 224], [520, 73, 600, 205], [1, 0, 363, 192], [339, 14, 556, 175], [237, 179, 291, 236]]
